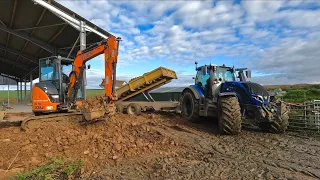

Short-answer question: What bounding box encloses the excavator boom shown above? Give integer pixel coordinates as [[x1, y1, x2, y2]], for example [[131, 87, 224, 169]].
[[67, 36, 120, 105]]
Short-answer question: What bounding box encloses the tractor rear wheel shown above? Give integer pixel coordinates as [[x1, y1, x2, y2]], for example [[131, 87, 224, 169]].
[[260, 102, 289, 133], [181, 90, 200, 123], [218, 96, 242, 135]]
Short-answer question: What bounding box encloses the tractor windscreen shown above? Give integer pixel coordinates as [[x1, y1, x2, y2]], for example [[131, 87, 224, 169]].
[[215, 67, 235, 82], [39, 58, 59, 82]]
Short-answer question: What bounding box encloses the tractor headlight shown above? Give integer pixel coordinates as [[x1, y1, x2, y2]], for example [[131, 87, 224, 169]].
[[253, 95, 264, 103]]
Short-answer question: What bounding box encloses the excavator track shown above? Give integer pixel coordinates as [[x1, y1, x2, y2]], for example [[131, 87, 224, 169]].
[[20, 112, 83, 131], [0, 112, 83, 130]]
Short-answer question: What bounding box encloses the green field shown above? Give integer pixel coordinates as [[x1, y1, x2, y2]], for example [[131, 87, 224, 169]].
[[282, 89, 320, 103], [0, 89, 105, 104]]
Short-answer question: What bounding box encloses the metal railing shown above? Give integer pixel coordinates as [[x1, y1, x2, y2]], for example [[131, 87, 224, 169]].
[[287, 100, 320, 133]]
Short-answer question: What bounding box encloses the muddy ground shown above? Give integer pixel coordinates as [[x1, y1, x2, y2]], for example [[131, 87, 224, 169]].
[[0, 112, 320, 180]]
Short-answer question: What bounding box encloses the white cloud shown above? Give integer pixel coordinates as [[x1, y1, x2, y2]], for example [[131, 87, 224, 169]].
[[56, 0, 320, 86]]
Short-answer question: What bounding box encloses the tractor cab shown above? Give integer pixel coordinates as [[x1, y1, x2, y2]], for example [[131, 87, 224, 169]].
[[194, 63, 251, 100], [195, 64, 236, 88]]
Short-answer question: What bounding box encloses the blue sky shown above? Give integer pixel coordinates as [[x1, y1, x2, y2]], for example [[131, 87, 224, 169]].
[[56, 0, 320, 88]]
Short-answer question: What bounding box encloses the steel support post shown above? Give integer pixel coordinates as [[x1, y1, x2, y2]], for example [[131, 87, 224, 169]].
[[16, 81, 19, 103], [7, 84, 10, 106], [24, 79, 27, 104], [80, 21, 86, 99], [30, 73, 33, 102], [20, 80, 22, 104]]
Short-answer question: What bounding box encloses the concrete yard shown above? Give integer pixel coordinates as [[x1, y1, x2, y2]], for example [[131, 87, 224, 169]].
[[7, 104, 32, 113]]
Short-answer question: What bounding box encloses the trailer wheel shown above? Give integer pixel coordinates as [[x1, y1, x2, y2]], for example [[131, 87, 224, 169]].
[[126, 103, 141, 115], [115, 104, 123, 114]]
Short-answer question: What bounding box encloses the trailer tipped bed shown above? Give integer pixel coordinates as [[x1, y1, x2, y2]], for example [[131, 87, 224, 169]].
[[116, 67, 177, 102], [115, 67, 180, 114]]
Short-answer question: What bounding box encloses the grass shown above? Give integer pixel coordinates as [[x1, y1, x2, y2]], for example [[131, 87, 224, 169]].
[[0, 89, 104, 104], [282, 88, 320, 103], [9, 157, 82, 180], [85, 89, 104, 97]]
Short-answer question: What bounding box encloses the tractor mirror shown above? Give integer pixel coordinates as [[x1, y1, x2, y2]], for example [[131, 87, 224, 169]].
[[87, 64, 91, 70], [246, 70, 252, 78]]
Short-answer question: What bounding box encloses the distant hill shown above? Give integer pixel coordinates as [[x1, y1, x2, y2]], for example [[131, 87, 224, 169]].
[[264, 84, 320, 91]]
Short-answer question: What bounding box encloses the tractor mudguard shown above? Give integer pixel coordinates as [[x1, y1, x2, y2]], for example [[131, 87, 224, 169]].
[[182, 85, 204, 100]]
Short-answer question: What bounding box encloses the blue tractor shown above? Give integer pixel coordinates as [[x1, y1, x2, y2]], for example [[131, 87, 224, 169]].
[[181, 62, 289, 135]]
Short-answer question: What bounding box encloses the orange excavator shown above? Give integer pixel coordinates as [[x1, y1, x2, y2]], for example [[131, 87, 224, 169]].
[[31, 36, 121, 121]]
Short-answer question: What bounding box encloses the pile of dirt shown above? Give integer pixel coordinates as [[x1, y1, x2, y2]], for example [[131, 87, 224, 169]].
[[1, 111, 320, 179], [80, 96, 105, 110], [79, 96, 116, 121], [0, 113, 177, 178]]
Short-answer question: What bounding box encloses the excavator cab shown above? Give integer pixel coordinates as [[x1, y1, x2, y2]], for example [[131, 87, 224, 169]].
[[32, 56, 83, 115]]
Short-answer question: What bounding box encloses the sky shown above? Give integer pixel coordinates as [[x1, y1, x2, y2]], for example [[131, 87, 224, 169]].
[[6, 0, 319, 90]]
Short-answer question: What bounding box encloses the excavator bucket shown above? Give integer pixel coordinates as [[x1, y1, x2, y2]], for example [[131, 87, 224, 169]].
[[79, 96, 115, 121], [0, 109, 7, 120]]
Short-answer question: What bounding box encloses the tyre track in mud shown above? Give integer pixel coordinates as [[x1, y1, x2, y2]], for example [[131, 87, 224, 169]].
[[145, 117, 320, 179]]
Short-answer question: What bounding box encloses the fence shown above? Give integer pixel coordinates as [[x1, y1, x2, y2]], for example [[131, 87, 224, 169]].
[[288, 100, 320, 133]]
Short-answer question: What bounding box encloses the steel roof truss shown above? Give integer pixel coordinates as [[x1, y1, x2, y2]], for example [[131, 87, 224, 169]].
[[0, 57, 29, 70], [0, 44, 38, 64], [33, 0, 112, 39]]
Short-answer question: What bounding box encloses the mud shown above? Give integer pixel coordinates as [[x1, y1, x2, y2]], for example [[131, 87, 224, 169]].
[[0, 113, 320, 179]]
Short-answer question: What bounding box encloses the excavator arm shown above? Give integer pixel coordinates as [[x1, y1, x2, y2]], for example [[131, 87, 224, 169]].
[[67, 36, 120, 105]]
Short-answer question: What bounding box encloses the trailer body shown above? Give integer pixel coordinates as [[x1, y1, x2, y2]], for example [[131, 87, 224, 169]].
[[114, 67, 180, 114]]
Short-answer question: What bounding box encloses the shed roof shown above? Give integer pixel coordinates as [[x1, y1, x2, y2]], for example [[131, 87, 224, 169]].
[[0, 0, 112, 81]]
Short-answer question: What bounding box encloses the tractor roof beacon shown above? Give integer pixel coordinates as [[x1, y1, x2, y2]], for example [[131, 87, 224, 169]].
[[181, 62, 289, 135]]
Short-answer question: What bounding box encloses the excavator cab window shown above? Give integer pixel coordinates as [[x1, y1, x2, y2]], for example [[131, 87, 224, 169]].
[[60, 60, 84, 100], [39, 58, 59, 81]]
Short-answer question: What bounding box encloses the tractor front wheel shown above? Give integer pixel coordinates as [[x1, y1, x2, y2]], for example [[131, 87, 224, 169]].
[[260, 102, 289, 133], [218, 96, 242, 135], [181, 90, 200, 123]]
